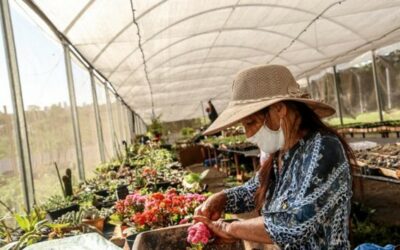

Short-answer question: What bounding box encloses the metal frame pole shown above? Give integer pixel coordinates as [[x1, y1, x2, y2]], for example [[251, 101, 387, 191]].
[[0, 0, 35, 209], [122, 105, 130, 141], [63, 42, 85, 181], [90, 70, 106, 163], [105, 86, 117, 157], [142, 117, 147, 133], [133, 113, 138, 135], [127, 109, 134, 141], [124, 106, 129, 140], [333, 66, 344, 126], [138, 115, 141, 134], [371, 50, 384, 122], [138, 116, 142, 134], [116, 98, 124, 140], [306, 76, 313, 98]]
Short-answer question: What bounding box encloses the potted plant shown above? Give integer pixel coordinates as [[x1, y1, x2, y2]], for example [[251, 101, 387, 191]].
[[43, 195, 79, 221], [148, 116, 164, 142], [6, 207, 49, 249], [81, 207, 105, 232], [47, 210, 88, 239]]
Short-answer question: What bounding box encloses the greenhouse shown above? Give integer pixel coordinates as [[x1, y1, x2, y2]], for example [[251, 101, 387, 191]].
[[0, 0, 400, 249]]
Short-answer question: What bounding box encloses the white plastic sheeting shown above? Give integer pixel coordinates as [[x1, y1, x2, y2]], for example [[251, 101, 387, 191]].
[[27, 0, 400, 123], [23, 233, 122, 250]]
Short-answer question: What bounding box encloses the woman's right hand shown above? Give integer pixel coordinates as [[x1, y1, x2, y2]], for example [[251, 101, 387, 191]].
[[195, 191, 227, 221]]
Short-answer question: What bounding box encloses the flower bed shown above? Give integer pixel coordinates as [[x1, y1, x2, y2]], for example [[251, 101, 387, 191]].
[[113, 189, 207, 233]]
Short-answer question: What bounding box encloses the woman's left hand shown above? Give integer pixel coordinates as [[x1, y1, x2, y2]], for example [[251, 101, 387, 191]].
[[193, 215, 237, 243]]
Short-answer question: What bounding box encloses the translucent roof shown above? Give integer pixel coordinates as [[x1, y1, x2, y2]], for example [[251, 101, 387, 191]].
[[29, 0, 400, 123]]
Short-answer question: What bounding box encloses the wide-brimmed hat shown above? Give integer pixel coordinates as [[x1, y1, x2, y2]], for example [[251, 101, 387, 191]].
[[204, 65, 335, 135]]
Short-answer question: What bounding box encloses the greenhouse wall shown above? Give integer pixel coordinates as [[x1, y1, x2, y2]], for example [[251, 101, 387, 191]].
[[0, 20, 24, 216], [307, 49, 400, 126], [11, 2, 79, 202], [308, 68, 341, 125], [71, 54, 101, 179], [94, 79, 114, 161], [375, 44, 400, 121], [0, 0, 134, 211]]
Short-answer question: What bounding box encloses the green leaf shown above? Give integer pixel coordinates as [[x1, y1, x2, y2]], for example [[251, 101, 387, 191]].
[[184, 173, 201, 184], [48, 223, 71, 230], [108, 214, 123, 226], [34, 219, 48, 231], [14, 214, 32, 232]]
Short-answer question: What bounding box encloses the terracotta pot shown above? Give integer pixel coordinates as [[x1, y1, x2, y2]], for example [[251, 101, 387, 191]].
[[82, 218, 105, 232]]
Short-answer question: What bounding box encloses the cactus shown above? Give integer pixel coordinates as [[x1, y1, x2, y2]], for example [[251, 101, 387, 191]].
[[62, 168, 73, 197]]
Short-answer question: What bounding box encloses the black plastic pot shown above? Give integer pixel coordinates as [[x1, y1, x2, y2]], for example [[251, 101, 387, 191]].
[[126, 233, 139, 249], [94, 189, 109, 197], [46, 204, 80, 221], [100, 199, 117, 209], [116, 185, 129, 200], [160, 144, 172, 150], [154, 181, 171, 190]]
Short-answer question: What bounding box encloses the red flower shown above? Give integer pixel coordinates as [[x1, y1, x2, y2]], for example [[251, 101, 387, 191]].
[[117, 190, 207, 230]]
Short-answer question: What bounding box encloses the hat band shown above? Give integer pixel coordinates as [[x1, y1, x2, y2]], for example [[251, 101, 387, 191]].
[[230, 91, 306, 105]]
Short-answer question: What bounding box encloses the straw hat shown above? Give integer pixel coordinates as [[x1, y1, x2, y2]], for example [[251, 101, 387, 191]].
[[204, 65, 335, 135]]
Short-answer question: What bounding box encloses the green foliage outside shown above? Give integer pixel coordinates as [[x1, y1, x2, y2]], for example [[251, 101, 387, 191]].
[[148, 115, 164, 136], [201, 135, 247, 146], [0, 103, 108, 217], [325, 110, 400, 126], [180, 127, 195, 139]]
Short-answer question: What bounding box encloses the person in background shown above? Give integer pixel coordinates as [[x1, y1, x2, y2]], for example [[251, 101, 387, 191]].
[[194, 65, 354, 249], [206, 100, 219, 123]]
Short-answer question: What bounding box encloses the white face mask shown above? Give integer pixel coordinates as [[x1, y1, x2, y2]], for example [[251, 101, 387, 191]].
[[246, 120, 285, 154]]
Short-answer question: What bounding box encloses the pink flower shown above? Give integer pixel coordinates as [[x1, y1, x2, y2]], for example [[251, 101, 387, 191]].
[[187, 222, 212, 245], [200, 236, 209, 244]]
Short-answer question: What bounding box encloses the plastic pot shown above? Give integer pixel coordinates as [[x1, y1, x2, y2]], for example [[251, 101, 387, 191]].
[[94, 189, 109, 197], [116, 185, 129, 200], [46, 204, 80, 221], [126, 233, 139, 249]]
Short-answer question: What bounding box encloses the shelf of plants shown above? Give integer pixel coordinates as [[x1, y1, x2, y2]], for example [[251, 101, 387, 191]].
[[334, 120, 400, 137], [355, 143, 400, 181], [0, 143, 213, 250]]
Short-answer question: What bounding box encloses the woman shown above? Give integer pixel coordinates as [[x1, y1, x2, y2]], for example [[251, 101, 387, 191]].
[[194, 65, 354, 249]]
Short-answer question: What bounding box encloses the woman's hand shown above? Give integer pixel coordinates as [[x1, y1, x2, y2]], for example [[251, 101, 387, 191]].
[[193, 216, 237, 243], [195, 191, 226, 221]]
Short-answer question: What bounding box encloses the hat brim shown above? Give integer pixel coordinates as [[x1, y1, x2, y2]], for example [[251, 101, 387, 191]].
[[203, 98, 335, 136]]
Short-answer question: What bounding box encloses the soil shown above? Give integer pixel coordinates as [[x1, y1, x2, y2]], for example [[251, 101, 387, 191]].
[[353, 176, 400, 226]]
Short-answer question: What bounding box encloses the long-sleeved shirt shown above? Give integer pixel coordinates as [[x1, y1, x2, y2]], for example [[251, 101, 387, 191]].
[[224, 132, 352, 249]]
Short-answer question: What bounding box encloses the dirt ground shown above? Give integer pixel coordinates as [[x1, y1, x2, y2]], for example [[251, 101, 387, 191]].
[[353, 176, 400, 226]]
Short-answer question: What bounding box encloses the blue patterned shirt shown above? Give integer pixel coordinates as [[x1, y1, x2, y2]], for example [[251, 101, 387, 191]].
[[224, 132, 352, 249]]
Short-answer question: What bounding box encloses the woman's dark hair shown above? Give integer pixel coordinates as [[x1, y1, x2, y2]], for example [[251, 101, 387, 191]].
[[254, 100, 356, 210]]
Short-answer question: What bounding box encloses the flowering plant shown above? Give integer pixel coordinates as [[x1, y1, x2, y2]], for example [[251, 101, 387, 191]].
[[141, 167, 157, 178], [187, 222, 212, 250], [114, 189, 206, 232]]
